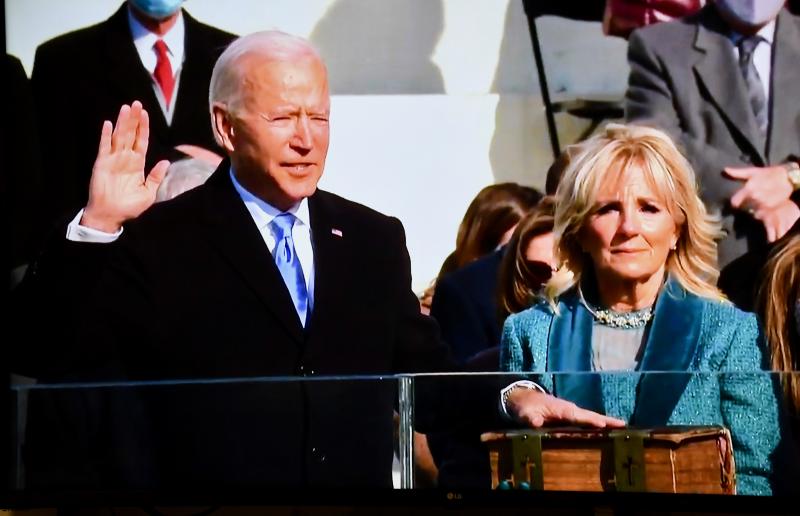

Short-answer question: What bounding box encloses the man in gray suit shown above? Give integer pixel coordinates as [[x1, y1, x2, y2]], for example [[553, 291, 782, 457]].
[[625, 0, 800, 268]]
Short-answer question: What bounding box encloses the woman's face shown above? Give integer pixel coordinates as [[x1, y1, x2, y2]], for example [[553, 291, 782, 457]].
[[580, 165, 679, 285], [525, 232, 555, 268]]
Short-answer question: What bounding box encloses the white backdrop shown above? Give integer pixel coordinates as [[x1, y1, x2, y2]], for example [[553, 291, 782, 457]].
[[6, 0, 629, 291]]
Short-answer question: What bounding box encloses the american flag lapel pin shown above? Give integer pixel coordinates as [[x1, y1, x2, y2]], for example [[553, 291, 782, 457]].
[[331, 228, 343, 237]]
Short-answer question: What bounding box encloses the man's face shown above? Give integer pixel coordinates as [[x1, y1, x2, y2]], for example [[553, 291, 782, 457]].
[[128, 0, 185, 21], [525, 232, 555, 268], [716, 0, 785, 32], [227, 55, 330, 210]]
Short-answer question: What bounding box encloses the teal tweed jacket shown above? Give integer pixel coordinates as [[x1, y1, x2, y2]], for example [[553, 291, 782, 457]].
[[500, 279, 781, 495]]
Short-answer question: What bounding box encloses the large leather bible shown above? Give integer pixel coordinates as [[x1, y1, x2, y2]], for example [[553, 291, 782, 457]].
[[481, 426, 735, 493]]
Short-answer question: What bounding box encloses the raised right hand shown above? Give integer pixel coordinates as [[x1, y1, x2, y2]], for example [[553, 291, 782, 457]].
[[81, 101, 169, 233], [507, 388, 626, 429]]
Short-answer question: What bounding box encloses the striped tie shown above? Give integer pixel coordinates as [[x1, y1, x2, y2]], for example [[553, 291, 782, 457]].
[[737, 35, 768, 145]]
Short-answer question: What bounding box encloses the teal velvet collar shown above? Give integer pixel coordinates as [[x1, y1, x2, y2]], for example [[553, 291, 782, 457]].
[[547, 277, 704, 425]]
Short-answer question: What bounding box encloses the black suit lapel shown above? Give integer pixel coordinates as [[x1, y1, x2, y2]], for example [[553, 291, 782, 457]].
[[199, 162, 304, 343], [101, 5, 169, 136], [305, 192, 351, 339], [693, 7, 766, 163]]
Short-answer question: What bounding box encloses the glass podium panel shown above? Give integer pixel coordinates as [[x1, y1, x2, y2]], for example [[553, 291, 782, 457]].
[[4, 372, 798, 511], [7, 376, 402, 495]]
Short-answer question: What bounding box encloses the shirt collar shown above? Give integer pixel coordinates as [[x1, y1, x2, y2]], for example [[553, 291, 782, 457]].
[[730, 19, 776, 46], [127, 6, 186, 61], [229, 168, 311, 230]]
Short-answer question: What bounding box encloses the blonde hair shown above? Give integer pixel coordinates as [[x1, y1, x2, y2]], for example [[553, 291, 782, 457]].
[[544, 124, 724, 307], [756, 232, 800, 415]]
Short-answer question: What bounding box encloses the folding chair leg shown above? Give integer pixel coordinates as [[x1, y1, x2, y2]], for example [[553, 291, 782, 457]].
[[527, 16, 561, 160]]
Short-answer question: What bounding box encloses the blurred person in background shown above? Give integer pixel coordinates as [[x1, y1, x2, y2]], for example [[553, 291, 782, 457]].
[[420, 183, 541, 314], [626, 0, 800, 273], [155, 157, 218, 202], [437, 183, 543, 278], [427, 199, 555, 489], [496, 196, 557, 322], [756, 229, 800, 443], [3, 51, 43, 492], [31, 0, 235, 228], [427, 184, 542, 360]]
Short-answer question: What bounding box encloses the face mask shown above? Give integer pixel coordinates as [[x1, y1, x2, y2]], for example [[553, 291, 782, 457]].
[[129, 0, 184, 20], [716, 0, 785, 28]]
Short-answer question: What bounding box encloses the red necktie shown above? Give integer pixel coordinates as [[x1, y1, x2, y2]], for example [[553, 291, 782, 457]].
[[153, 39, 174, 106]]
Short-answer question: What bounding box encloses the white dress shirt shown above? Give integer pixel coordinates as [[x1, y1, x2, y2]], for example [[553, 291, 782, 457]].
[[127, 6, 185, 123], [66, 209, 124, 243], [229, 170, 316, 314]]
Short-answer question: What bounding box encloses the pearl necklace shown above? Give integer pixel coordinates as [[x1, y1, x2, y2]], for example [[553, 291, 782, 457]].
[[578, 286, 654, 329]]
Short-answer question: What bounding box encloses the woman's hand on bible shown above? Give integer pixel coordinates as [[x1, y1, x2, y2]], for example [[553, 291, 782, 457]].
[[507, 388, 626, 429]]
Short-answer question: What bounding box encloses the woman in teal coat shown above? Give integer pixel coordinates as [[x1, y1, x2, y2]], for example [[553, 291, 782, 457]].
[[499, 124, 784, 495]]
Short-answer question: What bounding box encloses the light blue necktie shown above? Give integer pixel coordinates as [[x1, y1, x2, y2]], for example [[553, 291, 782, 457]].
[[271, 213, 308, 326]]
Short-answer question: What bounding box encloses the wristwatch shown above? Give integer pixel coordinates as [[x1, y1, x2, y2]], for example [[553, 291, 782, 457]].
[[786, 161, 800, 191], [499, 380, 544, 419]]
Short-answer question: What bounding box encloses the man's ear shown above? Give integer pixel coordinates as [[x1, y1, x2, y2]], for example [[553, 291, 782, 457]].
[[212, 104, 236, 152]]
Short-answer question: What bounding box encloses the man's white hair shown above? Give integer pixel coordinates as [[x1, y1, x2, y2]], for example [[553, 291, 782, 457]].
[[156, 158, 217, 203], [208, 30, 325, 144]]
